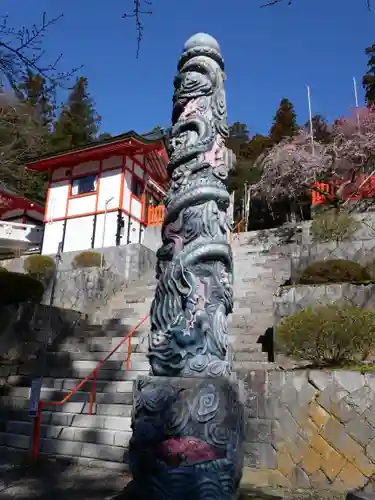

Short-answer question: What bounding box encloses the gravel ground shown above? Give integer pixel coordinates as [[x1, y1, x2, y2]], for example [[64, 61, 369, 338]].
[[0, 458, 128, 500], [0, 458, 348, 500]]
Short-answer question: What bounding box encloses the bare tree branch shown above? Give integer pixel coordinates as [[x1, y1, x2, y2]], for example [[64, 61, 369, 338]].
[[0, 12, 81, 92], [123, 0, 152, 58], [251, 107, 375, 203], [261, 0, 371, 9]]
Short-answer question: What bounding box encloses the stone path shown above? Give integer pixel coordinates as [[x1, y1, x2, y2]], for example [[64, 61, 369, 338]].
[[239, 488, 345, 500], [0, 458, 128, 499], [0, 456, 349, 500]]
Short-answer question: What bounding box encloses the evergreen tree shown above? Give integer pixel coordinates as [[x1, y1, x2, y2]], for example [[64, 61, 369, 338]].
[[17, 70, 55, 131], [270, 98, 299, 143], [304, 114, 332, 144], [227, 122, 249, 157], [227, 124, 273, 194], [363, 44, 375, 106], [242, 134, 274, 161], [51, 76, 101, 152], [97, 132, 112, 141], [227, 123, 274, 225], [0, 92, 48, 202]]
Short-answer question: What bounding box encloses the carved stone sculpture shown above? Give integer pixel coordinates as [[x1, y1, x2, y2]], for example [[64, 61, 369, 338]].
[[149, 32, 235, 379], [130, 375, 244, 500], [129, 33, 244, 500]]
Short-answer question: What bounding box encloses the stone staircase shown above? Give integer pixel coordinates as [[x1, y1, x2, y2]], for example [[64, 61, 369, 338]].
[[0, 273, 156, 470], [0, 229, 296, 469], [230, 232, 293, 369]]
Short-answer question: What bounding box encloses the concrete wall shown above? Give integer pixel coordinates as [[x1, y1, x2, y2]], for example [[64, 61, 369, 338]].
[[274, 283, 375, 326], [0, 244, 157, 316], [292, 213, 375, 281], [142, 225, 162, 253], [1, 243, 156, 279], [291, 239, 375, 283], [241, 368, 375, 491], [42, 268, 124, 314], [0, 303, 81, 370]]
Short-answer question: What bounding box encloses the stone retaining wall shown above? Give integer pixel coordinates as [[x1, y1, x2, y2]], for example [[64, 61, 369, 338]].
[[0, 303, 81, 373], [43, 268, 124, 314], [273, 283, 375, 325], [241, 368, 375, 491], [1, 243, 156, 281], [0, 243, 157, 314], [291, 239, 375, 282]]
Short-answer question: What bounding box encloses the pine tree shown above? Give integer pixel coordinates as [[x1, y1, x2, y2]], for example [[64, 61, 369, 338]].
[[363, 44, 375, 106], [0, 91, 48, 202], [227, 122, 249, 157], [97, 132, 112, 141], [304, 114, 332, 144], [17, 70, 55, 131], [51, 76, 101, 152], [270, 98, 299, 143]]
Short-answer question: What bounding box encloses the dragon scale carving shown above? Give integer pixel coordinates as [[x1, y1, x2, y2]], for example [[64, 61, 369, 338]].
[[148, 34, 235, 378]]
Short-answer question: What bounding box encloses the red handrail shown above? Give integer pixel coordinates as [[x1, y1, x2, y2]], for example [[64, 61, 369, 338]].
[[32, 314, 149, 459], [229, 217, 246, 243]]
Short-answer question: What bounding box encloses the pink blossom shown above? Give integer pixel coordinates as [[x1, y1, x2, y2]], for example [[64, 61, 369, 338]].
[[157, 437, 221, 464], [252, 107, 375, 203]]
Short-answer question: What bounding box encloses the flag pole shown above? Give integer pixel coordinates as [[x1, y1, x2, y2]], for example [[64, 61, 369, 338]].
[[307, 85, 315, 156], [353, 77, 361, 133]]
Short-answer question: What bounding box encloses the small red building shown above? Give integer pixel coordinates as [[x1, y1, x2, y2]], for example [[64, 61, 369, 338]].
[[25, 131, 168, 255], [0, 182, 44, 225]]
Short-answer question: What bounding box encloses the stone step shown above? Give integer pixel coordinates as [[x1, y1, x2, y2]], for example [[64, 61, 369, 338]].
[[233, 351, 268, 363], [59, 335, 148, 353], [68, 359, 150, 372], [232, 345, 263, 356], [2, 433, 129, 464], [4, 377, 134, 393], [18, 364, 147, 380], [3, 387, 134, 406], [110, 298, 153, 307], [233, 341, 263, 350], [4, 421, 132, 448], [233, 335, 262, 344], [46, 351, 148, 363], [86, 315, 150, 328], [229, 318, 272, 330], [233, 361, 274, 370], [81, 323, 149, 335], [0, 396, 133, 417], [0, 444, 128, 471]]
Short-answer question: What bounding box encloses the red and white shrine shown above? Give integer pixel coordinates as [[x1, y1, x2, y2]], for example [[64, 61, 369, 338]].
[[25, 131, 168, 255]]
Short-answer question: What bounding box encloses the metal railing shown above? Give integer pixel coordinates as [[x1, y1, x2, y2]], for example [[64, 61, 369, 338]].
[[147, 205, 165, 226], [229, 217, 246, 243], [311, 175, 375, 206], [0, 220, 44, 246], [32, 314, 149, 459]]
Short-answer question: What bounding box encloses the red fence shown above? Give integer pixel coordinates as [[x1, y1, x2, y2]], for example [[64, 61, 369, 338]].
[[147, 205, 165, 226], [312, 175, 375, 205]]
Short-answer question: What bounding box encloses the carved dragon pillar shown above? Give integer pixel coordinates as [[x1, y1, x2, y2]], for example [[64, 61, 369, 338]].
[[129, 33, 244, 500]]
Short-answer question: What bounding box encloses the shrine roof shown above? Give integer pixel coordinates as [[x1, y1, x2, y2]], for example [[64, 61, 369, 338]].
[[25, 129, 168, 172]]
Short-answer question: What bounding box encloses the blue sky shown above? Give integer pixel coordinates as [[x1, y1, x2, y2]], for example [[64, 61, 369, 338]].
[[3, 0, 374, 136]]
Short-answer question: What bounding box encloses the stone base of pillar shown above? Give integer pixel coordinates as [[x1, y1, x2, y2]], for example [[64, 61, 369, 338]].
[[129, 375, 245, 500]]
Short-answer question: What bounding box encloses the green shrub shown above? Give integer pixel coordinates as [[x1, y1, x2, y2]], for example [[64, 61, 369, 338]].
[[72, 251, 102, 269], [365, 259, 375, 280], [24, 255, 56, 281], [310, 210, 359, 242], [0, 272, 44, 304], [276, 304, 375, 365], [298, 259, 371, 285]]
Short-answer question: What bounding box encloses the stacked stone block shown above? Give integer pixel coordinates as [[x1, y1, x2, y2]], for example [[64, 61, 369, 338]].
[[242, 369, 375, 491]]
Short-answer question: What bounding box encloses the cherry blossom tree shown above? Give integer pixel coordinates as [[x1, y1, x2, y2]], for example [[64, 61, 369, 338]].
[[251, 106, 375, 204]]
